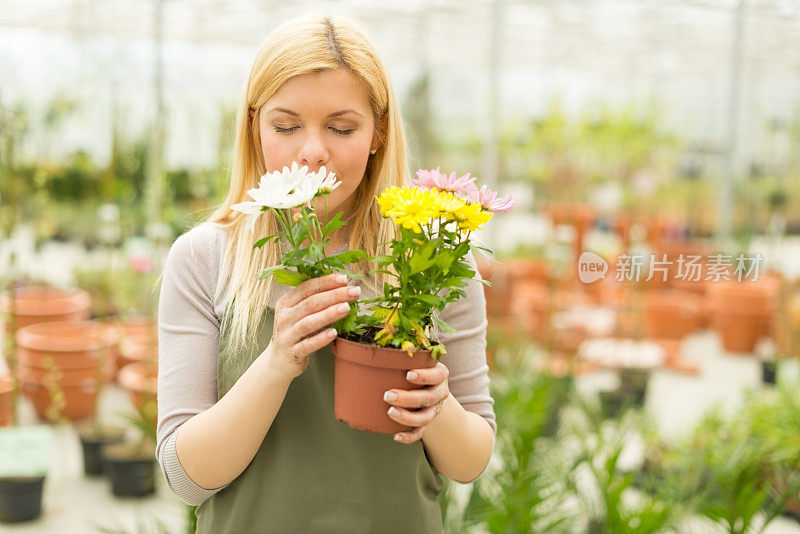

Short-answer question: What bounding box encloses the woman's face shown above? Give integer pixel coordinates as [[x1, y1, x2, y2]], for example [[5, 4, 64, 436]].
[[257, 69, 379, 220]]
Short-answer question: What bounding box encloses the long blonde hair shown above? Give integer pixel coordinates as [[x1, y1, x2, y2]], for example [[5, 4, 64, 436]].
[[207, 12, 406, 359]]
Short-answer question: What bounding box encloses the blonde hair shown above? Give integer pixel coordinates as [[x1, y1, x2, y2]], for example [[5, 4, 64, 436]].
[[207, 12, 405, 360]]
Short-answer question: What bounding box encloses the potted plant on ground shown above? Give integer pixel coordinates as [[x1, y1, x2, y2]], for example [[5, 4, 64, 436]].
[[103, 396, 158, 498]]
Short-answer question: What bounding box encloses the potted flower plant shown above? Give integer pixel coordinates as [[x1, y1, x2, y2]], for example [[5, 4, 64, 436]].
[[234, 164, 513, 434], [330, 168, 513, 433]]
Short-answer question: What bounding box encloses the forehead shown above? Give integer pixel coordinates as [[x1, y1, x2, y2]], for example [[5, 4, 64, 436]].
[[266, 69, 372, 116]]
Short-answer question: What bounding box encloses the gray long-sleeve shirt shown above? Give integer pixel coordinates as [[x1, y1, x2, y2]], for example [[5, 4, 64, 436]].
[[155, 221, 496, 506]]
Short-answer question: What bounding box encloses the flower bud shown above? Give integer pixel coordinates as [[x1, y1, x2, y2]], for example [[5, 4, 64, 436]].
[[292, 212, 303, 223]]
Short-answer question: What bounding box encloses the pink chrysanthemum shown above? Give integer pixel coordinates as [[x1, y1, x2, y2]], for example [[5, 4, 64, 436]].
[[467, 185, 515, 212], [412, 167, 478, 196]]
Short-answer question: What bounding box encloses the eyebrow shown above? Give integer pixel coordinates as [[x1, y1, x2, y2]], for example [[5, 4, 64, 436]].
[[266, 107, 364, 119]]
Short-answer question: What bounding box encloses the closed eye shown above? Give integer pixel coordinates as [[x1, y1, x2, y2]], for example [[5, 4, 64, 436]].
[[272, 125, 355, 136]]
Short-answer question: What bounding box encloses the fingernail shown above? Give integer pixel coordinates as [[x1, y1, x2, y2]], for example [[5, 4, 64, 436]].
[[388, 407, 399, 416], [348, 286, 361, 297], [394, 434, 402, 441], [384, 391, 398, 402], [338, 303, 350, 313], [406, 371, 418, 380], [335, 274, 347, 284], [327, 328, 337, 338]]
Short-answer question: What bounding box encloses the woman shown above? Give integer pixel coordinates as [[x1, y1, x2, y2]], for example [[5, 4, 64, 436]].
[[156, 12, 495, 533]]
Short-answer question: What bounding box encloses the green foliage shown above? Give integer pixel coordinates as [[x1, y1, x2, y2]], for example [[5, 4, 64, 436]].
[[641, 385, 800, 534], [360, 222, 484, 356]]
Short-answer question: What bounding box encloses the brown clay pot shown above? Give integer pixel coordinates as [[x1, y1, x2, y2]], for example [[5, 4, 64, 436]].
[[19, 372, 98, 421], [708, 278, 778, 353], [0, 376, 13, 427], [105, 316, 154, 378], [1, 286, 91, 333], [331, 337, 437, 434], [117, 361, 158, 411], [643, 290, 703, 339], [16, 320, 113, 381], [117, 332, 158, 372], [15, 321, 111, 422]]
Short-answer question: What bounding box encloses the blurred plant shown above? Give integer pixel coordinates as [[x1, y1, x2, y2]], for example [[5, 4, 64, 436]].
[[641, 386, 800, 534], [74, 262, 159, 319], [443, 346, 578, 533], [563, 395, 682, 534]]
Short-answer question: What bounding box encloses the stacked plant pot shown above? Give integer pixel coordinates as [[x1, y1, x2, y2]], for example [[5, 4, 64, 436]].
[[0, 376, 12, 427], [1, 286, 91, 367], [16, 321, 111, 422], [102, 315, 154, 380], [707, 277, 779, 353], [116, 331, 158, 427]]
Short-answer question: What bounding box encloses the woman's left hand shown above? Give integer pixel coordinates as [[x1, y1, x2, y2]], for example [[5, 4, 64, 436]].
[[384, 362, 450, 444]]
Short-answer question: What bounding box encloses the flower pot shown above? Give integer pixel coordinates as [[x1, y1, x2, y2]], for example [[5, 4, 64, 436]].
[[708, 279, 777, 353], [761, 360, 778, 386], [16, 320, 113, 381], [0, 475, 45, 523], [331, 336, 437, 434], [117, 361, 158, 411], [643, 290, 702, 339], [1, 286, 91, 333], [102, 443, 156, 497], [19, 372, 99, 422], [618, 368, 650, 406], [599, 389, 629, 419], [117, 332, 158, 374], [77, 426, 126, 476], [0, 376, 12, 427], [104, 316, 154, 379]]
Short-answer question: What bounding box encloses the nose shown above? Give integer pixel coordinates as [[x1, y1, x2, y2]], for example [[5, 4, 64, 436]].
[[297, 129, 329, 171]]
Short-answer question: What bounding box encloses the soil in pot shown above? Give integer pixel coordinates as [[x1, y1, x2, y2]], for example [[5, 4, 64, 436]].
[[77, 426, 126, 476], [332, 330, 437, 434], [102, 442, 156, 497], [0, 475, 45, 523]]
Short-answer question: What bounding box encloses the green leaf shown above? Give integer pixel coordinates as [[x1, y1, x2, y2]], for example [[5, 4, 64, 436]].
[[322, 250, 368, 267], [432, 315, 456, 334], [408, 241, 438, 274], [253, 236, 271, 249], [323, 212, 347, 235], [271, 269, 307, 286], [371, 254, 396, 266]]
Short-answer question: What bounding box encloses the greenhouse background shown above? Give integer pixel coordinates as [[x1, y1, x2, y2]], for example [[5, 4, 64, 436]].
[[2, 0, 800, 532]]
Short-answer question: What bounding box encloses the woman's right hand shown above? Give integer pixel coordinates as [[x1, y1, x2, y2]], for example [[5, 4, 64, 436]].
[[263, 273, 361, 380]]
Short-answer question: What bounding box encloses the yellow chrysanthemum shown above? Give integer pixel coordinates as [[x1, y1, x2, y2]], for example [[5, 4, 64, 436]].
[[431, 188, 467, 221], [452, 201, 493, 232], [376, 186, 439, 233]]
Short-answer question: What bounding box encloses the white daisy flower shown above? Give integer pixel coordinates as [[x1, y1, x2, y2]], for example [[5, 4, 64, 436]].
[[230, 162, 341, 232]]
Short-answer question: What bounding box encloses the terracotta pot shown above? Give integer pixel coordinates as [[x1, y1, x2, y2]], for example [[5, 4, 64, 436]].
[[643, 290, 702, 339], [331, 337, 437, 434], [117, 361, 158, 411], [20, 373, 98, 422], [106, 317, 154, 376], [16, 320, 113, 381], [1, 286, 91, 333], [117, 332, 158, 372], [708, 278, 777, 353], [0, 376, 13, 427], [483, 258, 549, 317]]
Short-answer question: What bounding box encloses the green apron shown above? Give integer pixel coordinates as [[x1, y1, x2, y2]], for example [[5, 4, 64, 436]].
[[195, 307, 444, 533]]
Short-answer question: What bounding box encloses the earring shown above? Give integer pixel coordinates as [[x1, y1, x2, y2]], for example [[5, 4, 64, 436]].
[[370, 149, 377, 155]]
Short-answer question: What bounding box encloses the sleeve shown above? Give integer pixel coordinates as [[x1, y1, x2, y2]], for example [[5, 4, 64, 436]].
[[436, 250, 497, 436], [155, 226, 231, 506]]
